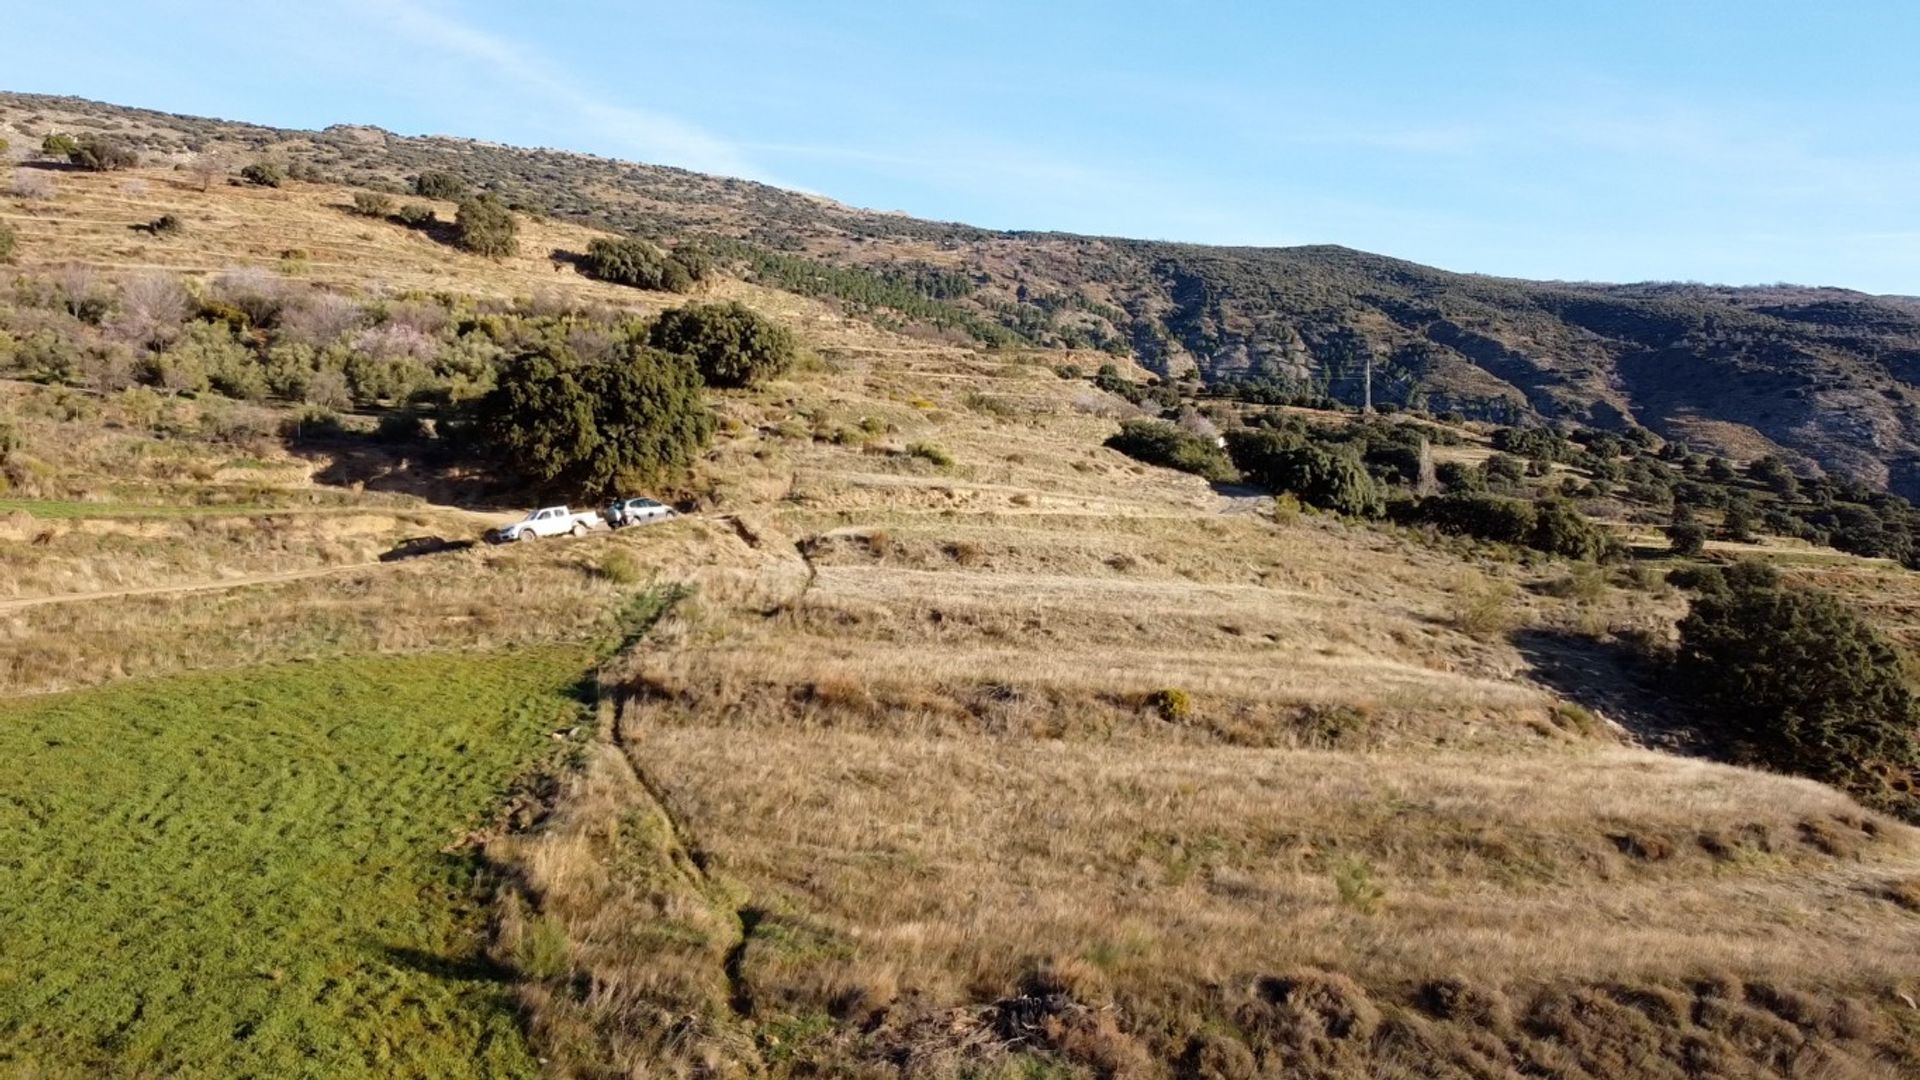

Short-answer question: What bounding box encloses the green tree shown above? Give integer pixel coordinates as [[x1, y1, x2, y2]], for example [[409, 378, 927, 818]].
[[40, 133, 79, 158], [580, 236, 703, 293], [1677, 578, 1919, 817], [1227, 430, 1384, 517], [350, 191, 394, 217], [240, 162, 284, 188], [648, 301, 797, 388], [475, 336, 712, 494], [1530, 498, 1609, 560], [454, 195, 518, 257], [1107, 419, 1236, 483], [411, 171, 468, 200], [68, 136, 137, 172], [1667, 520, 1708, 557]]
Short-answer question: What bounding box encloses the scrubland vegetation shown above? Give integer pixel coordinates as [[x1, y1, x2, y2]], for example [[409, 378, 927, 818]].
[[2, 106, 1920, 1079]]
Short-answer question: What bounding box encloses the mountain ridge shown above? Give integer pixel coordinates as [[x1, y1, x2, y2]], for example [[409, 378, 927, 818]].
[[7, 90, 1920, 494]]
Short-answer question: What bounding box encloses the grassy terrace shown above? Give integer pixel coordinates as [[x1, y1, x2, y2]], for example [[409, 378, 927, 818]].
[[0, 650, 591, 1078]]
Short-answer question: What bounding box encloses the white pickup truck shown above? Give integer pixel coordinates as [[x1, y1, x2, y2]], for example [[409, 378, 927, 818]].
[[486, 506, 604, 544]]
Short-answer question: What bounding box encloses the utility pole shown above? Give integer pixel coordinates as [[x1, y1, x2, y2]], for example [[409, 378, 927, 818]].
[[1362, 347, 1373, 414]]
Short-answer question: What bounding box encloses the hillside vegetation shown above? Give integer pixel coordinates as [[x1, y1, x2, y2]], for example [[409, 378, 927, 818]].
[[7, 92, 1920, 497], [1, 102, 1919, 1078]]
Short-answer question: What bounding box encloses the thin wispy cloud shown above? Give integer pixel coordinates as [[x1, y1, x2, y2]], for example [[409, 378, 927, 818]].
[[343, 0, 765, 179]]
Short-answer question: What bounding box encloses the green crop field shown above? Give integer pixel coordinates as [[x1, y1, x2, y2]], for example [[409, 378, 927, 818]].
[[0, 649, 593, 1078]]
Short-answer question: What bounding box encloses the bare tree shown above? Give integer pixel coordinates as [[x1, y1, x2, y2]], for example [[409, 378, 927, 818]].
[[186, 152, 226, 193]]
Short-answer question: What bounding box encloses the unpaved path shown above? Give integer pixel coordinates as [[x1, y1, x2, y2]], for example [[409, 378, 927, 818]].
[[0, 562, 388, 613]]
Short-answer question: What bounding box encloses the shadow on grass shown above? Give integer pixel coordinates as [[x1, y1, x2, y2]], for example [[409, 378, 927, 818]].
[[1510, 627, 1717, 754], [381, 944, 515, 984]]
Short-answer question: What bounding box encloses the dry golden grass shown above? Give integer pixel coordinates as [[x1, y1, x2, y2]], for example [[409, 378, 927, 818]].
[[517, 351, 1920, 1075], [9, 163, 1920, 1076]]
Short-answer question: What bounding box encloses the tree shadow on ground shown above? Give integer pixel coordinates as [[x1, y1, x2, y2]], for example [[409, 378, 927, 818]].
[[284, 426, 521, 512], [380, 944, 514, 984], [1510, 627, 1721, 755]]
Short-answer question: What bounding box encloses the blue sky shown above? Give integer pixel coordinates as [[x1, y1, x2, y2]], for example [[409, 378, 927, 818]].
[[6, 1, 1918, 293]]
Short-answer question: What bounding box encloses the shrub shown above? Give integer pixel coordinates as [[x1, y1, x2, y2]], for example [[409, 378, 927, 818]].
[[648, 301, 797, 388], [411, 171, 468, 200], [580, 236, 705, 293], [1530, 498, 1609, 561], [1225, 429, 1383, 516], [1722, 501, 1758, 543], [146, 214, 184, 238], [41, 133, 79, 159], [1110, 419, 1237, 483], [1667, 520, 1708, 557], [454, 195, 518, 257], [1434, 460, 1485, 493], [1405, 492, 1536, 546], [350, 191, 394, 217], [1147, 688, 1193, 723], [1092, 362, 1141, 403], [0, 221, 14, 264], [1451, 579, 1518, 640], [1676, 576, 1919, 816], [68, 136, 138, 172], [394, 203, 436, 227], [907, 442, 953, 467], [474, 337, 712, 494], [1484, 453, 1528, 485], [240, 162, 284, 188]]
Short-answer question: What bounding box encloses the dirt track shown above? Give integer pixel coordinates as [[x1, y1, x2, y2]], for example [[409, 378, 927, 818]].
[[0, 563, 387, 613]]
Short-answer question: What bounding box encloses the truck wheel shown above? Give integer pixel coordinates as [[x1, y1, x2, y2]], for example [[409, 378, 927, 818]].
[[517, 529, 536, 542], [571, 523, 588, 538]]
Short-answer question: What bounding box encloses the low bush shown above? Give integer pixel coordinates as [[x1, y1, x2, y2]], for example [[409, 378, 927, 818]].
[[68, 137, 137, 172], [240, 162, 285, 188], [394, 203, 437, 227], [648, 302, 797, 388], [1675, 575, 1920, 818], [411, 171, 468, 200], [907, 442, 953, 468], [1667, 521, 1708, 557], [1530, 498, 1610, 561], [0, 220, 14, 263], [351, 191, 394, 217], [1110, 419, 1236, 483], [1403, 492, 1536, 546], [146, 214, 184, 238], [580, 236, 705, 293], [455, 195, 518, 257], [1225, 429, 1383, 516]]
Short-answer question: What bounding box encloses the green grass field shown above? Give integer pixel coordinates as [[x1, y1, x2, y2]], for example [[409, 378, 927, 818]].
[[0, 650, 593, 1078]]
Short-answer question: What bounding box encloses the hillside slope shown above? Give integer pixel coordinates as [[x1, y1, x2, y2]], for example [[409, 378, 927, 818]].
[[4, 103, 1920, 1077], [11, 92, 1920, 495], [7, 92, 1920, 495]]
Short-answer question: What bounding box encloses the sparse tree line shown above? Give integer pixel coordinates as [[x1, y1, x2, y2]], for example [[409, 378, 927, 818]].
[[0, 266, 797, 495]]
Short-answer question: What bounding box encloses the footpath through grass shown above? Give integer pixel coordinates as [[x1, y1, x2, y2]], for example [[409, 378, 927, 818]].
[[0, 649, 593, 1078]]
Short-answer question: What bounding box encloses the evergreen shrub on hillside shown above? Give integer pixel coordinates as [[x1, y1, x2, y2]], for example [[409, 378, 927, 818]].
[[1110, 419, 1236, 484], [581, 236, 706, 293], [411, 171, 468, 200], [1226, 429, 1383, 517], [240, 162, 284, 188], [455, 195, 518, 257], [1676, 575, 1919, 818], [648, 301, 797, 388], [475, 337, 712, 494], [68, 137, 137, 172]]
